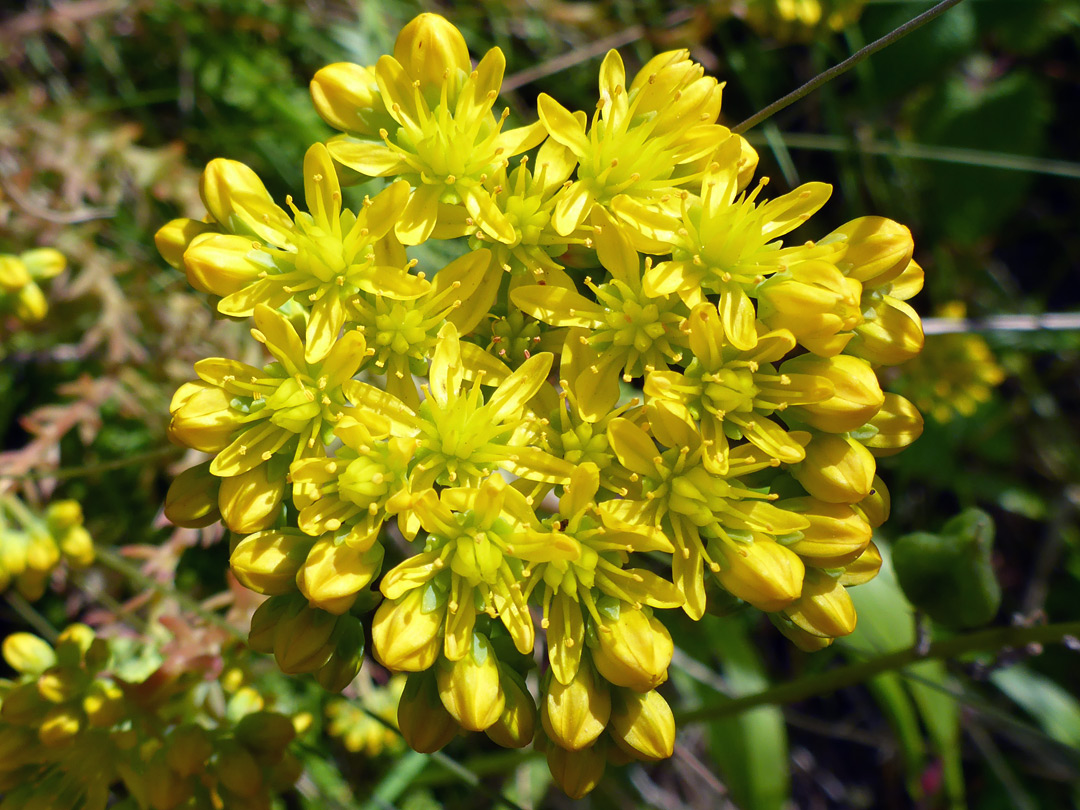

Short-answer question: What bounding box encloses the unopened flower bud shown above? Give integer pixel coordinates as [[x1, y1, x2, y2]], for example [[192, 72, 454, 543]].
[[235, 711, 296, 763], [273, 603, 339, 674], [183, 233, 267, 297], [37, 666, 83, 703], [371, 586, 444, 672], [437, 633, 505, 732], [230, 530, 313, 596], [771, 614, 835, 652], [854, 477, 890, 528], [860, 393, 923, 456], [25, 531, 60, 573], [14, 282, 47, 322], [310, 62, 394, 136], [44, 500, 82, 532], [485, 666, 537, 749], [58, 526, 94, 568], [712, 537, 805, 612], [398, 670, 460, 753], [778, 497, 872, 567], [793, 434, 876, 504], [839, 541, 883, 586], [38, 705, 83, 747], [393, 13, 471, 101], [165, 724, 213, 777], [783, 569, 857, 638], [219, 462, 286, 534], [827, 216, 913, 287], [757, 261, 863, 356], [542, 660, 610, 751], [215, 740, 264, 799], [590, 602, 672, 692], [546, 740, 607, 799], [168, 382, 243, 453], [83, 679, 125, 727], [0, 255, 31, 290], [247, 595, 291, 654], [2, 632, 56, 675], [782, 354, 884, 433], [297, 536, 384, 614], [155, 218, 212, 270], [164, 461, 221, 529], [315, 615, 366, 693], [608, 688, 675, 761], [848, 296, 925, 366]]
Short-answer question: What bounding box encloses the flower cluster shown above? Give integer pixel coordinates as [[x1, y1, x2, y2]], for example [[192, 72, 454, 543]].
[[0, 496, 93, 601], [721, 0, 870, 40], [158, 13, 925, 796], [325, 674, 406, 756], [893, 302, 1006, 424], [0, 626, 301, 810], [0, 248, 65, 327]]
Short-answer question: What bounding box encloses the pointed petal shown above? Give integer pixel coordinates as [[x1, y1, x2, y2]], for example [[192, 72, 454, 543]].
[[305, 292, 347, 364], [304, 143, 342, 231], [607, 418, 660, 477], [759, 182, 832, 240], [429, 322, 464, 407], [510, 284, 601, 328], [551, 181, 594, 237], [328, 136, 409, 177], [396, 184, 443, 246], [719, 283, 757, 352], [548, 592, 584, 685], [487, 352, 553, 422], [200, 159, 292, 244], [537, 94, 588, 157], [252, 304, 306, 375]]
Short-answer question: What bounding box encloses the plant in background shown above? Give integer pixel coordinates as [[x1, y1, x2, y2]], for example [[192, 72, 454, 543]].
[[0, 624, 302, 810], [0, 248, 66, 330], [718, 0, 870, 41], [158, 12, 928, 796], [0, 495, 93, 601]]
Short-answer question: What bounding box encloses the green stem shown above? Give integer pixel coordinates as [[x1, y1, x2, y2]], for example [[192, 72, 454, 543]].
[[4, 590, 59, 641], [676, 621, 1080, 724], [94, 546, 245, 641], [733, 0, 968, 134]]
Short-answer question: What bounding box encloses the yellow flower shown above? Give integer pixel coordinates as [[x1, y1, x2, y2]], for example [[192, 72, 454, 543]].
[[171, 304, 366, 481], [602, 400, 809, 618], [646, 302, 833, 471], [347, 322, 573, 489], [328, 15, 545, 245], [756, 258, 864, 356], [0, 248, 65, 324], [615, 137, 834, 350], [184, 144, 423, 362], [512, 209, 689, 420], [537, 48, 732, 235]]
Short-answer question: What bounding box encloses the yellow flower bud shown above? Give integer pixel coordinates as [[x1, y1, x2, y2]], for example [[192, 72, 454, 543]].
[[182, 233, 266, 297], [793, 434, 876, 504], [713, 537, 805, 612], [214, 740, 264, 799], [168, 382, 243, 453], [143, 753, 191, 810], [44, 500, 82, 532], [545, 740, 607, 800], [854, 477, 890, 528], [778, 497, 872, 568], [542, 660, 610, 751], [0, 682, 45, 724], [485, 666, 537, 749], [58, 526, 94, 568], [14, 282, 48, 322], [230, 530, 313, 595], [0, 255, 31, 291], [37, 667, 83, 703], [154, 218, 212, 270], [219, 463, 285, 534], [247, 595, 290, 654], [273, 603, 339, 674], [25, 530, 60, 573], [782, 354, 884, 434], [860, 393, 923, 456], [828, 216, 913, 287], [608, 688, 675, 761], [838, 540, 883, 586], [437, 633, 505, 732], [20, 248, 66, 281], [165, 725, 213, 777], [756, 260, 863, 356], [393, 13, 471, 100], [164, 462, 221, 529], [783, 569, 857, 638], [83, 679, 125, 728], [2, 632, 56, 675], [297, 536, 384, 614], [590, 604, 672, 692], [38, 706, 83, 747], [0, 532, 28, 577], [371, 587, 444, 672], [772, 615, 835, 652], [310, 62, 394, 136], [398, 670, 460, 753], [15, 568, 48, 601], [848, 296, 925, 366]]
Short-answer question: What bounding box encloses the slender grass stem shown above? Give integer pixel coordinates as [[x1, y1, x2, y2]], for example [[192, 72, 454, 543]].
[[4, 591, 59, 641], [0, 447, 182, 481], [734, 0, 969, 134], [676, 620, 1080, 724]]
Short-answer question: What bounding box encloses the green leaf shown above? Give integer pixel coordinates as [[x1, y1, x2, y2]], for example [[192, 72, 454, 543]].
[[991, 665, 1080, 750], [702, 616, 791, 810]]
